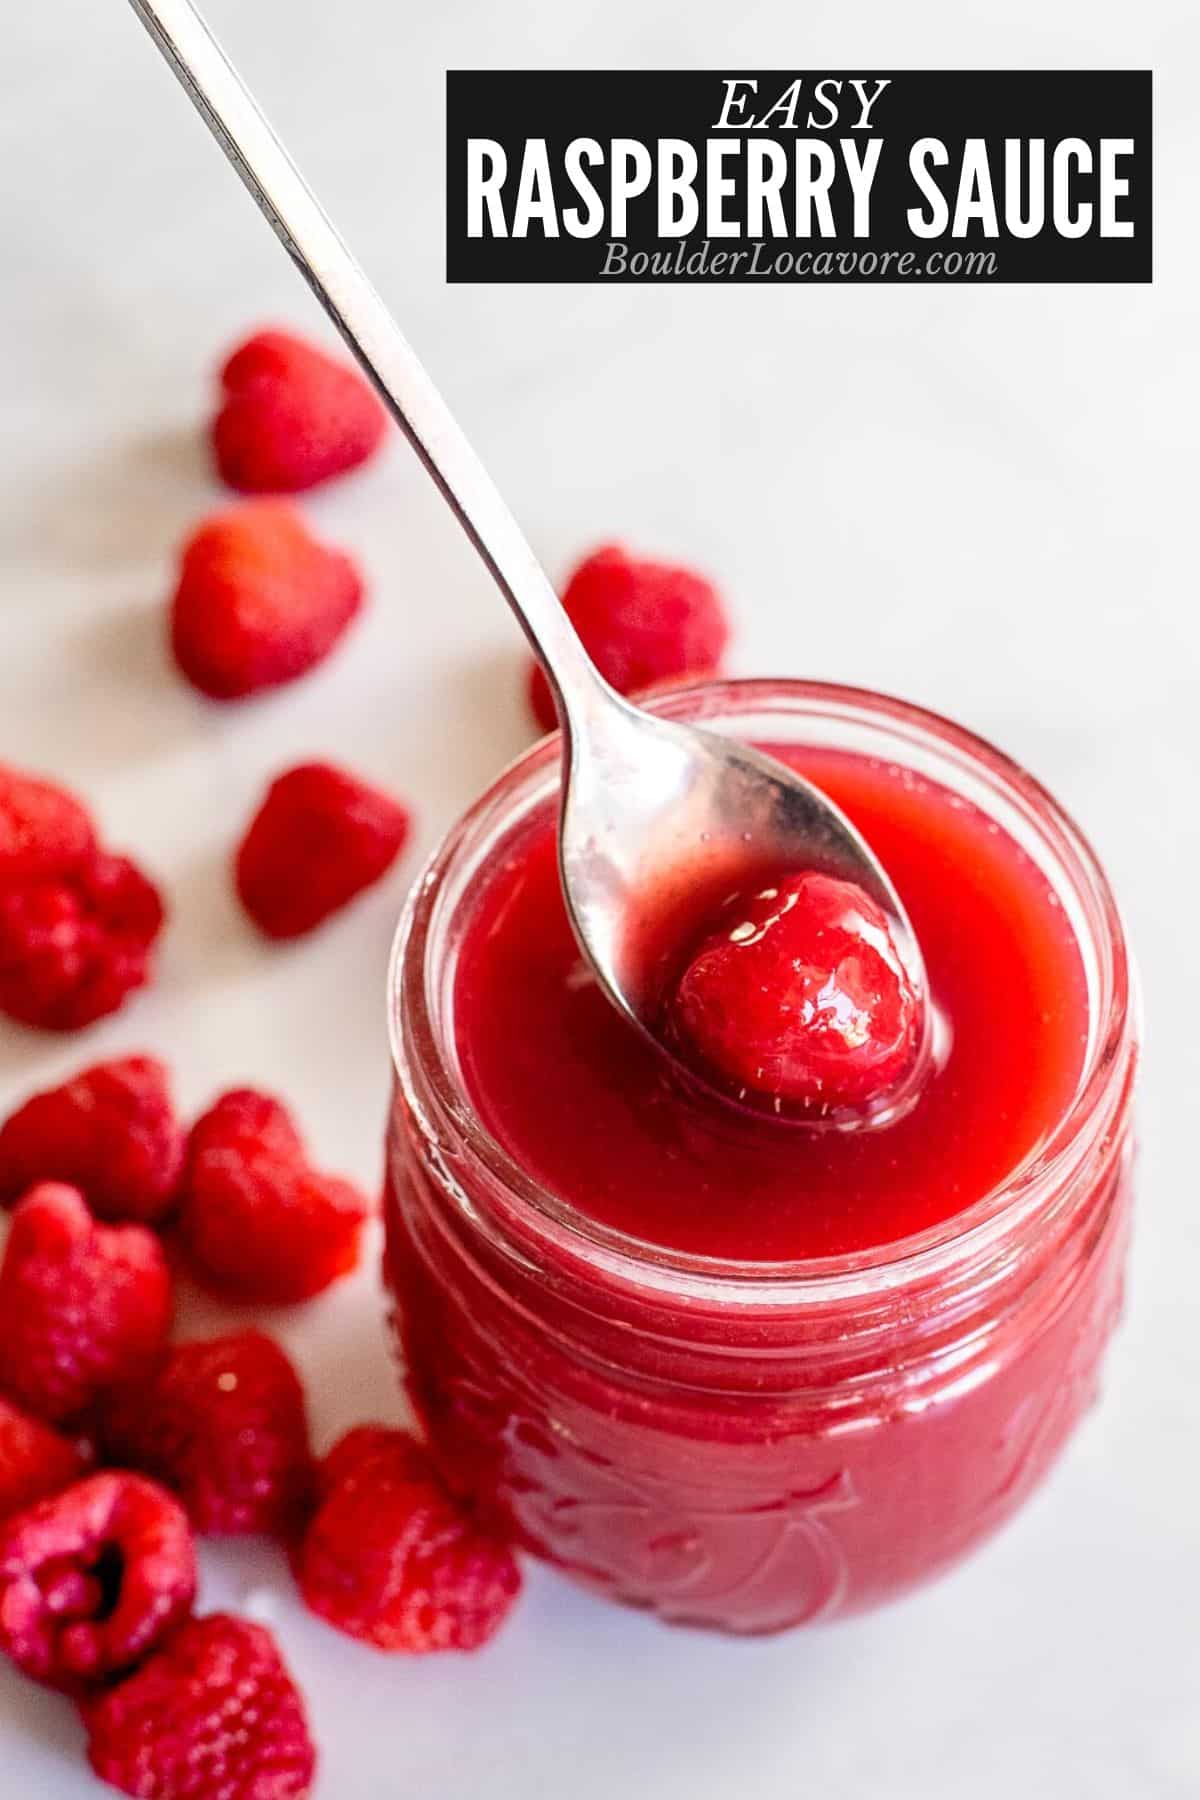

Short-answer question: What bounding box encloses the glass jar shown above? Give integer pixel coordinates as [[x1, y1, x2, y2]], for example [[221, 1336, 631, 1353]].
[[385, 680, 1137, 1635]]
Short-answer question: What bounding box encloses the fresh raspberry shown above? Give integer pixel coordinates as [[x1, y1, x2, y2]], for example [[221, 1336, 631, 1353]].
[[0, 1472, 195, 1689], [100, 1332, 312, 1539], [170, 502, 365, 701], [0, 1396, 86, 1522], [0, 1056, 184, 1224], [0, 851, 165, 1032], [668, 871, 921, 1114], [296, 1426, 521, 1653], [84, 1612, 316, 1800], [235, 762, 411, 940], [213, 325, 386, 495], [0, 764, 96, 890], [0, 1184, 172, 1422], [528, 544, 730, 730], [179, 1091, 368, 1304]]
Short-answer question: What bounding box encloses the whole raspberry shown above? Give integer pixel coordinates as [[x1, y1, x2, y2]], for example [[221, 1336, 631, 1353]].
[[0, 1472, 195, 1689], [528, 544, 730, 731], [84, 1612, 316, 1800], [235, 762, 411, 940], [0, 1395, 85, 1522], [179, 1090, 368, 1304], [0, 851, 165, 1032], [0, 764, 96, 889], [213, 325, 386, 494], [0, 1056, 184, 1224], [296, 1426, 521, 1653], [0, 1184, 172, 1421], [101, 1331, 312, 1539], [171, 502, 365, 701], [668, 870, 921, 1113]]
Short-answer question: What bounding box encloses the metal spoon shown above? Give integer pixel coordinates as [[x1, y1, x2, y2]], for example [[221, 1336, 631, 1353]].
[[125, 0, 930, 1112]]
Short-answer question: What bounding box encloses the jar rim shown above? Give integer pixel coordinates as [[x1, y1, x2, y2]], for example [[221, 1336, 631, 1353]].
[[388, 678, 1136, 1306]]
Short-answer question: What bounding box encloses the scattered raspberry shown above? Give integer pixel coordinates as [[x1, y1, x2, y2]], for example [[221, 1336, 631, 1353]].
[[213, 325, 386, 495], [0, 767, 163, 1032], [0, 850, 165, 1032], [0, 765, 96, 890], [179, 1091, 368, 1304], [101, 1332, 312, 1539], [296, 1426, 521, 1653], [0, 1396, 85, 1522], [0, 1472, 195, 1689], [84, 1612, 315, 1800], [235, 762, 411, 940], [170, 502, 365, 701], [0, 1184, 172, 1421], [528, 544, 730, 730], [0, 1056, 184, 1224], [668, 870, 922, 1113]]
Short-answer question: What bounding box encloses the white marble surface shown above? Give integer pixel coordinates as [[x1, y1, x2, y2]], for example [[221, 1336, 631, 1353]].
[[1, 2, 1198, 1795]]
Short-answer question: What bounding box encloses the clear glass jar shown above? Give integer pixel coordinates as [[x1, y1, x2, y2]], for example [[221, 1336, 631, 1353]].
[[385, 680, 1137, 1634]]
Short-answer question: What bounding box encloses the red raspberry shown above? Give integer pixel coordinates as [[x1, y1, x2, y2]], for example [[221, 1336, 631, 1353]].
[[213, 326, 386, 495], [235, 762, 411, 940], [668, 870, 921, 1113], [0, 1056, 184, 1224], [84, 1612, 316, 1800], [0, 1184, 172, 1422], [101, 1331, 312, 1539], [0, 764, 96, 889], [171, 502, 365, 701], [0, 1471, 195, 1689], [0, 1396, 85, 1522], [0, 850, 165, 1032], [528, 544, 730, 731], [296, 1426, 521, 1653], [179, 1091, 368, 1304]]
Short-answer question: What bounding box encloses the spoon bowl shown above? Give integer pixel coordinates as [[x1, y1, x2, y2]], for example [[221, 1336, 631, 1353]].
[[559, 676, 932, 1121]]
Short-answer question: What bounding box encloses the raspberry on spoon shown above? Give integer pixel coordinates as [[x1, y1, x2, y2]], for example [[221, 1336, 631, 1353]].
[[668, 870, 922, 1117]]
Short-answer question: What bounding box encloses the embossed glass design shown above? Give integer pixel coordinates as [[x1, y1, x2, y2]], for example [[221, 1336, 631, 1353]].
[[386, 681, 1137, 1634]]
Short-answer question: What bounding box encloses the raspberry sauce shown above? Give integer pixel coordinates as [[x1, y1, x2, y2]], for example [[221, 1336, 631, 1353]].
[[452, 747, 1089, 1262]]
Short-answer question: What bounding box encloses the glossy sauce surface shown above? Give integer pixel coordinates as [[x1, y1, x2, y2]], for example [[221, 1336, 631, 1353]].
[[453, 747, 1089, 1262]]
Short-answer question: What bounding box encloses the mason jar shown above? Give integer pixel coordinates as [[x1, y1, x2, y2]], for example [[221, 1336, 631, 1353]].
[[385, 680, 1136, 1634]]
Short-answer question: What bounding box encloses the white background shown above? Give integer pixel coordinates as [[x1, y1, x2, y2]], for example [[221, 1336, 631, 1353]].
[[2, 2, 1198, 1796]]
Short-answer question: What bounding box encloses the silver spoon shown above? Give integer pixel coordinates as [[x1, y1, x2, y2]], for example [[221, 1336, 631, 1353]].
[[126, 0, 930, 1115]]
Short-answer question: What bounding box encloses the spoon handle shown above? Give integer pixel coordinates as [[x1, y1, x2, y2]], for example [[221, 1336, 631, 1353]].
[[125, 0, 601, 722]]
